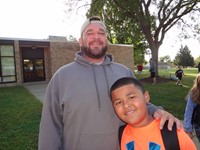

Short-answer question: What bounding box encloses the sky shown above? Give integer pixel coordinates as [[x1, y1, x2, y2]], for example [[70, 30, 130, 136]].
[[0, 0, 199, 60]]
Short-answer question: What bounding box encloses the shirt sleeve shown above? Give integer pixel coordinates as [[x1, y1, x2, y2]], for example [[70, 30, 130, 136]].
[[184, 93, 196, 133], [146, 102, 163, 116], [177, 129, 197, 150], [38, 76, 63, 150]]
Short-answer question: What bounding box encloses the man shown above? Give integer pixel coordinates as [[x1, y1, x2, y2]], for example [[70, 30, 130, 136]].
[[38, 16, 181, 150], [198, 62, 200, 73], [137, 64, 143, 78], [149, 58, 156, 85]]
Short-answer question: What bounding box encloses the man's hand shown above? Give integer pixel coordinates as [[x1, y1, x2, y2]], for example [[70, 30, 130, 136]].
[[153, 109, 183, 130]]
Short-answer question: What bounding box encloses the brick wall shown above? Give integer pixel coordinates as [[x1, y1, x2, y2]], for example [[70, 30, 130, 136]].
[[50, 41, 134, 75]]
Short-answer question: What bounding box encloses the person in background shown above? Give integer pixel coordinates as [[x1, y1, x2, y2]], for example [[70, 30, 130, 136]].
[[198, 62, 200, 73], [38, 16, 182, 150], [149, 58, 156, 85], [137, 64, 143, 78], [184, 73, 200, 142], [110, 77, 196, 150], [175, 66, 185, 86]]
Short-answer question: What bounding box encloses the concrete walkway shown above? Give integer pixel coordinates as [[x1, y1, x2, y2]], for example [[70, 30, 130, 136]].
[[23, 81, 199, 149], [23, 81, 48, 103]]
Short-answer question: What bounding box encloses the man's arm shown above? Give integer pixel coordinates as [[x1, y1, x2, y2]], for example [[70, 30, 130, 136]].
[[147, 102, 183, 130], [38, 78, 63, 150], [154, 109, 183, 130]]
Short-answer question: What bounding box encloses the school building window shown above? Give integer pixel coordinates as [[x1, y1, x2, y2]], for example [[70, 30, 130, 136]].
[[0, 45, 16, 83]]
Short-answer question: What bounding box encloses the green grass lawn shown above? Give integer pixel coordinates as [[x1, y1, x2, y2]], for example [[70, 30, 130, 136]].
[[0, 86, 42, 150], [0, 67, 198, 149], [135, 68, 198, 119]]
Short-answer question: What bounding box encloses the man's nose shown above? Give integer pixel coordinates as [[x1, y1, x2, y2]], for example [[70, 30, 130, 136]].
[[92, 33, 100, 39]]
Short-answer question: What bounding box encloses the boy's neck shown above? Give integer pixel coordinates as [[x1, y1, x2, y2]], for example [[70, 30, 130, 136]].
[[130, 115, 154, 128]]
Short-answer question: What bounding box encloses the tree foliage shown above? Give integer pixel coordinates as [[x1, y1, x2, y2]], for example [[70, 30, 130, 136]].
[[174, 45, 195, 67], [194, 56, 200, 67], [67, 35, 77, 41], [159, 55, 171, 63]]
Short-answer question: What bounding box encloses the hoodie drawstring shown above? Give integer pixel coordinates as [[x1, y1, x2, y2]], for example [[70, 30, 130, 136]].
[[91, 65, 110, 111], [103, 66, 110, 96], [91, 65, 101, 111]]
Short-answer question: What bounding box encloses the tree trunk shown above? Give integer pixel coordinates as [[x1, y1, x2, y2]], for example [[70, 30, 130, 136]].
[[150, 45, 159, 76]]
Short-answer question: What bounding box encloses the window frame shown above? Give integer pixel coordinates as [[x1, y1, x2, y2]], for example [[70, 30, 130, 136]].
[[0, 44, 16, 83]]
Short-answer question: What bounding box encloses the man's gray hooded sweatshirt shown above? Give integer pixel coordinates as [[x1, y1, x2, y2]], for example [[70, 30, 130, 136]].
[[38, 51, 157, 150]]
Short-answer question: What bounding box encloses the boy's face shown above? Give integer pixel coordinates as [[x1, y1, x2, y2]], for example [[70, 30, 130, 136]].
[[111, 84, 150, 127]]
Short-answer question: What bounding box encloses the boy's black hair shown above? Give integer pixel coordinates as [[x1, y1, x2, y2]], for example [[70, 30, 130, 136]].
[[110, 77, 145, 98]]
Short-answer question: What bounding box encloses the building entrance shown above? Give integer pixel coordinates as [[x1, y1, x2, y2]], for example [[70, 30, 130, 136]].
[[22, 47, 45, 82]]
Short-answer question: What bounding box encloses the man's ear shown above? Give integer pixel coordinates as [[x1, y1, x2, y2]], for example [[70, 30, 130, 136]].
[[79, 38, 82, 47], [144, 91, 150, 102]]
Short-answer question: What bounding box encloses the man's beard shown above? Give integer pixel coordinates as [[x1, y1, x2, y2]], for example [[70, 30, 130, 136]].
[[81, 45, 107, 59]]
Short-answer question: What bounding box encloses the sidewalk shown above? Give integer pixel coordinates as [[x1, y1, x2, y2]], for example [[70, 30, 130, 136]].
[[23, 82, 199, 149], [23, 81, 47, 103]]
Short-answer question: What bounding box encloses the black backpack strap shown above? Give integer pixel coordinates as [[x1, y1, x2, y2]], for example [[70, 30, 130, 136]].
[[161, 121, 180, 150], [118, 124, 126, 146]]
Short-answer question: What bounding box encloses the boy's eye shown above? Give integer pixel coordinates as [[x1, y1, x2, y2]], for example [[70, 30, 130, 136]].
[[129, 96, 135, 100], [114, 101, 122, 106]]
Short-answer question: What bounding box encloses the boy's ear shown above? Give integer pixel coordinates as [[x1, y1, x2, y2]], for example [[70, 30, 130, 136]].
[[144, 91, 150, 102]]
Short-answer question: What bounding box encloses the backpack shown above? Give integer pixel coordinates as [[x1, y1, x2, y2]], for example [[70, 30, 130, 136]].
[[118, 121, 180, 150], [192, 104, 200, 126]]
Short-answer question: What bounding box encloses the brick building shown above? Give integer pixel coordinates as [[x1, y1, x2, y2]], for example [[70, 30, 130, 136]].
[[0, 37, 134, 86]]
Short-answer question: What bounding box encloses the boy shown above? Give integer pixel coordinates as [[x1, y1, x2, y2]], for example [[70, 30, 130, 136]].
[[175, 66, 184, 86], [110, 77, 196, 150], [137, 64, 143, 78]]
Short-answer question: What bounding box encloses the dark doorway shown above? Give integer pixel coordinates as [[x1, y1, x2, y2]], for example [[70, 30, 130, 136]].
[[22, 47, 45, 82]]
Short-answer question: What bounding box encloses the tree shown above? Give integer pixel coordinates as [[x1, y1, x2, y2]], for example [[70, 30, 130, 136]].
[[174, 45, 195, 67], [194, 56, 200, 67], [67, 35, 77, 41], [86, 0, 148, 65], [159, 55, 171, 63], [65, 0, 200, 75]]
